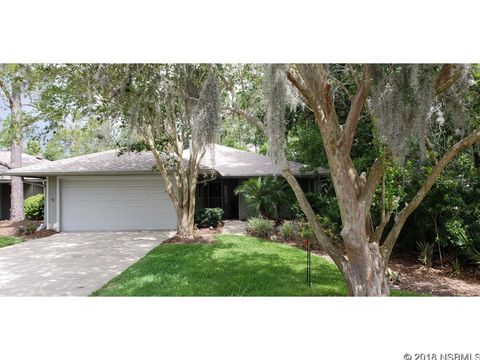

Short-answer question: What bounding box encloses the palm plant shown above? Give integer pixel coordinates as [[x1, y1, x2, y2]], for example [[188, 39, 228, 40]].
[[417, 241, 434, 268], [235, 177, 290, 220]]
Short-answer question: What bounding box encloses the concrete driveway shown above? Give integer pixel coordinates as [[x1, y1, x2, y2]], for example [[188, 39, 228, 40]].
[[0, 231, 174, 296]]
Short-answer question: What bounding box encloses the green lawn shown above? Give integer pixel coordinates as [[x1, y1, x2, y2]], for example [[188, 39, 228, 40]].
[[92, 234, 416, 296], [0, 236, 23, 249]]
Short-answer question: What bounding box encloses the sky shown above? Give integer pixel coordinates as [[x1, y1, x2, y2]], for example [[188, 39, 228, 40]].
[[0, 97, 51, 149]]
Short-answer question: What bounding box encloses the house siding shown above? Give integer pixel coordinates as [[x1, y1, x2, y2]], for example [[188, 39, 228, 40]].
[[46, 176, 58, 230]]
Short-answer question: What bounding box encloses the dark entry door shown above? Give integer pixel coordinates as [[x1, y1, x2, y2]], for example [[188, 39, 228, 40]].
[[222, 179, 239, 219], [0, 184, 11, 220]]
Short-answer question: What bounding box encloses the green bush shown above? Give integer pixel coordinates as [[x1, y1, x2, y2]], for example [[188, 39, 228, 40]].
[[279, 221, 296, 240], [16, 222, 38, 236], [246, 217, 274, 239], [451, 257, 462, 277], [289, 192, 341, 234], [195, 208, 224, 228], [24, 194, 45, 220], [299, 223, 315, 241], [417, 241, 434, 268]]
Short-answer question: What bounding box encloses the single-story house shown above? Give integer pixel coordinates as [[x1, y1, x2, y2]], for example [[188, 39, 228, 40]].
[[0, 150, 47, 220], [4, 144, 327, 232]]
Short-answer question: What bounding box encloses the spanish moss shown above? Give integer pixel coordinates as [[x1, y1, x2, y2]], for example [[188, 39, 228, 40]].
[[264, 64, 288, 167], [370, 64, 473, 162]]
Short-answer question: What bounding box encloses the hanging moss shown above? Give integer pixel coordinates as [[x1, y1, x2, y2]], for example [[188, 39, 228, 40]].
[[263, 64, 288, 166], [370, 64, 471, 163], [191, 71, 221, 161]]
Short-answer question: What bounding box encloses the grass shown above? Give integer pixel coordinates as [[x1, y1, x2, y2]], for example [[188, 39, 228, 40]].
[[0, 236, 23, 249], [92, 234, 417, 296]]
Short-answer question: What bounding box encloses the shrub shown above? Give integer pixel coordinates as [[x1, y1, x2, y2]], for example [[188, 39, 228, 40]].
[[451, 257, 462, 277], [279, 221, 295, 240], [386, 267, 401, 285], [470, 250, 480, 268], [24, 194, 45, 220], [16, 222, 38, 236], [289, 192, 342, 244], [299, 224, 315, 242], [235, 177, 291, 220], [417, 241, 434, 268], [246, 217, 274, 238], [194, 208, 224, 228], [15, 227, 25, 237]]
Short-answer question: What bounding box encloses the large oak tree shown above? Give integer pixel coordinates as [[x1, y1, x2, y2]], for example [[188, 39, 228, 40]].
[[41, 64, 221, 238]]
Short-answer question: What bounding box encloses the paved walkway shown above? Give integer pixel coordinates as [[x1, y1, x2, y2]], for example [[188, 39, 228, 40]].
[[0, 230, 174, 296], [222, 220, 247, 235]]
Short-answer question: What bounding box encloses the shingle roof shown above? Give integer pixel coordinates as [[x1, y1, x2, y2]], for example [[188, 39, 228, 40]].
[[3, 150, 168, 176], [0, 150, 45, 170], [0, 151, 48, 180], [192, 144, 327, 177], [5, 145, 327, 177]]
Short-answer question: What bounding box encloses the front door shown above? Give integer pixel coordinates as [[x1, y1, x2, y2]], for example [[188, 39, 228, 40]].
[[222, 179, 239, 219]]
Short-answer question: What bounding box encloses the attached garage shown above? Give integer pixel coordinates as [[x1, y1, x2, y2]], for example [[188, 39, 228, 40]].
[[58, 176, 176, 231]]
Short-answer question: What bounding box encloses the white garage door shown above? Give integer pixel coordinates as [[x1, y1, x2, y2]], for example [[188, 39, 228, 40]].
[[60, 177, 177, 231]]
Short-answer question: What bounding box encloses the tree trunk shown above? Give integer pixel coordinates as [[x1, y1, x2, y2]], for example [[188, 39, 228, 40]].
[[175, 168, 198, 239], [146, 136, 198, 240], [177, 210, 195, 238], [9, 89, 24, 222], [342, 241, 389, 296]]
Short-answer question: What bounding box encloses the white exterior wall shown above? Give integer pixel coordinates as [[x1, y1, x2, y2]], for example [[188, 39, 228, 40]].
[[46, 176, 58, 230]]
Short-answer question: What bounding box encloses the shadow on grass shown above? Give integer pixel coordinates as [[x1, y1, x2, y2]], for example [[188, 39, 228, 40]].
[[92, 235, 347, 296]]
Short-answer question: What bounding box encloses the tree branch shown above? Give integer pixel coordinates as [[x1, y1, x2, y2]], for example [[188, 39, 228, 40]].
[[381, 128, 480, 260], [282, 166, 347, 269], [227, 106, 265, 133], [0, 160, 12, 169], [361, 156, 384, 212], [341, 65, 372, 155], [371, 209, 393, 244], [435, 64, 464, 96], [144, 126, 180, 207], [295, 64, 342, 141], [286, 67, 316, 106]]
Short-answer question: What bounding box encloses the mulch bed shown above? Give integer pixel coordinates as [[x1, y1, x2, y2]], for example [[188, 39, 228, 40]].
[[163, 235, 216, 244], [0, 220, 39, 237], [196, 225, 223, 235], [388, 253, 480, 296], [0, 220, 58, 240], [163, 224, 223, 244], [23, 229, 58, 240], [268, 231, 480, 296]]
